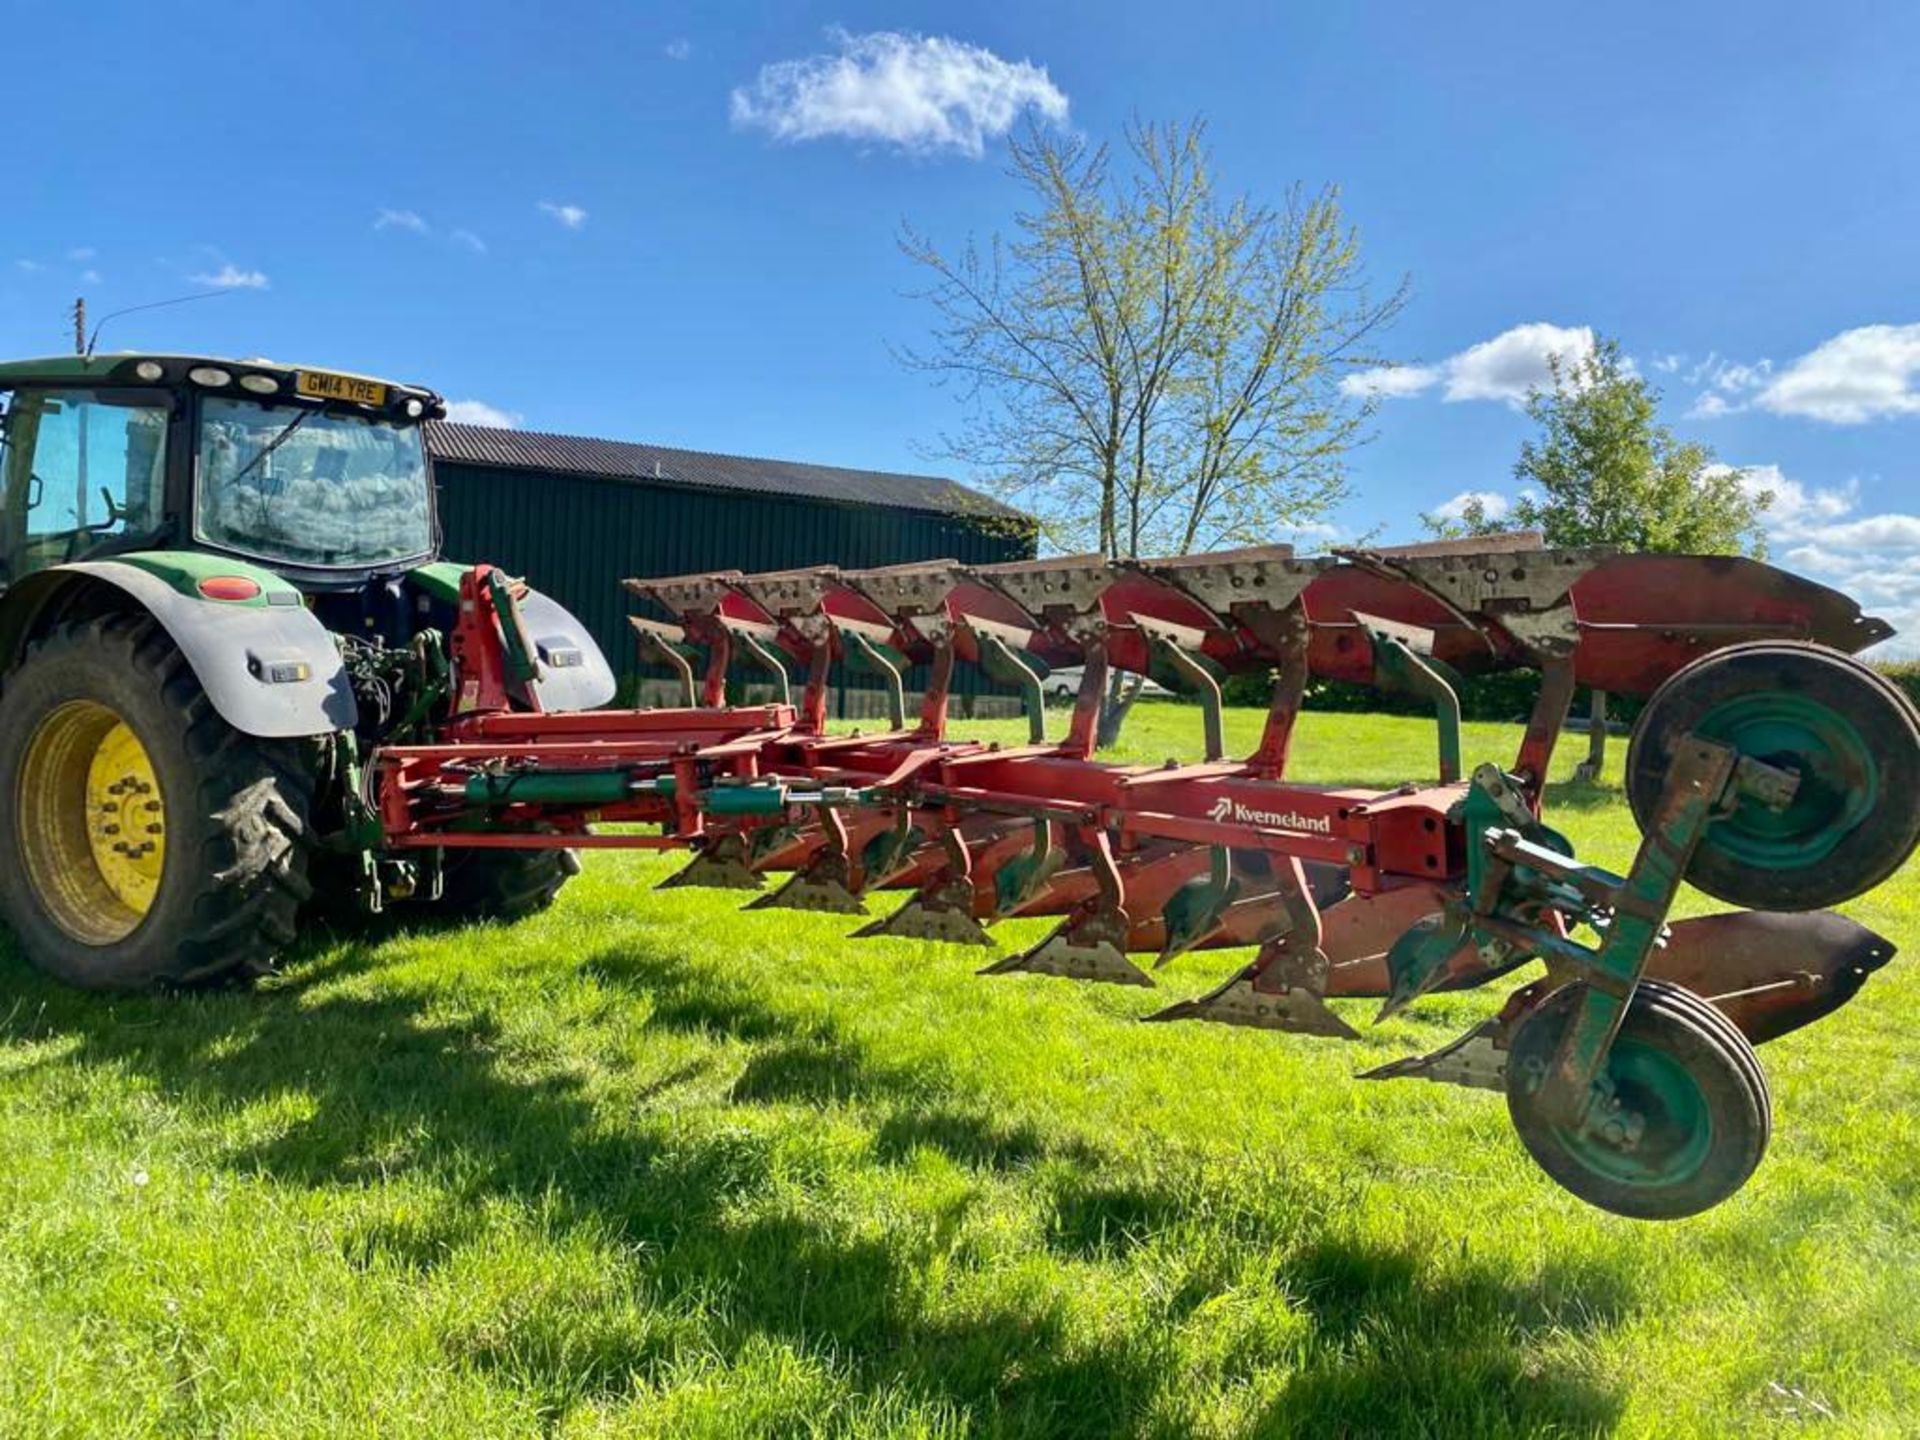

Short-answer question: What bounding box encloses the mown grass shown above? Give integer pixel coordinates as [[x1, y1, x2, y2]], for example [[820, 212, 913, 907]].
[[1, 702, 1916, 1437]]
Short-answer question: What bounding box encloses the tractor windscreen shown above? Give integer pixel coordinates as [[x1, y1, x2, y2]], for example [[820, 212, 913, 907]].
[[194, 398, 432, 568]]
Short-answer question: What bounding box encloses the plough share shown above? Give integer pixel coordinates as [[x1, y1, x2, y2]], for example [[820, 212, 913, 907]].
[[364, 536, 1919, 1219]]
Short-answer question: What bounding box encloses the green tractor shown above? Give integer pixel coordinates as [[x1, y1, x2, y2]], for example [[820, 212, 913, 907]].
[[0, 354, 615, 989]]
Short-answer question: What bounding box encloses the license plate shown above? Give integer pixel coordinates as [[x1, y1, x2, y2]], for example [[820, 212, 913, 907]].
[[296, 370, 388, 406]]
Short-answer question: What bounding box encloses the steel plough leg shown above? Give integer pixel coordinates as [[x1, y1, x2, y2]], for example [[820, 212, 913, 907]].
[[980, 825, 1153, 985], [658, 833, 764, 891], [852, 826, 994, 946], [748, 808, 868, 915], [1155, 845, 1235, 968], [1145, 858, 1358, 1038]]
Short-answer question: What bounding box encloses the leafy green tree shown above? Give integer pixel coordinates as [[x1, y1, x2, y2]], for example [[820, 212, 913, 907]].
[[1418, 492, 1513, 540], [1425, 339, 1771, 554]]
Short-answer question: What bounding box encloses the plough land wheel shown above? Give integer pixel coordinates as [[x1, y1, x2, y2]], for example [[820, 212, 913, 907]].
[[1505, 981, 1770, 1220], [1626, 643, 1920, 910], [437, 847, 580, 920]]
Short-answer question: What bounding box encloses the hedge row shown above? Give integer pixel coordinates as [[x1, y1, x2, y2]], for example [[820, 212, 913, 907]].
[[1219, 657, 1920, 725], [1879, 660, 1920, 710], [1217, 667, 1638, 724]]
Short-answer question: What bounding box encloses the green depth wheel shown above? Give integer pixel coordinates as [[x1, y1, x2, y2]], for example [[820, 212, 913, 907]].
[[1505, 981, 1771, 1219], [1626, 642, 1920, 911]]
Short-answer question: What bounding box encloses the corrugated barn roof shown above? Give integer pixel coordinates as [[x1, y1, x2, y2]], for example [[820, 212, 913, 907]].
[[426, 422, 1023, 521]]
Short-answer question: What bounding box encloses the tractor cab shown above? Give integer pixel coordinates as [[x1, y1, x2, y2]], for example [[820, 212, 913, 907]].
[[0, 350, 615, 1005], [0, 354, 445, 592]]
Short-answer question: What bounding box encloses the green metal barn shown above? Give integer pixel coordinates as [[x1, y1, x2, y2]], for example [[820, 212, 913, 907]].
[[425, 422, 1034, 704]]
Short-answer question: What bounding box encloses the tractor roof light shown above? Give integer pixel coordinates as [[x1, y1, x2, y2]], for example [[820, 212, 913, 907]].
[[197, 575, 263, 602], [187, 366, 232, 388], [133, 361, 165, 382], [401, 397, 425, 418], [239, 373, 280, 395]]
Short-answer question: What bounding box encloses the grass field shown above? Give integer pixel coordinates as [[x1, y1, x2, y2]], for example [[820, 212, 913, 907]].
[[2, 703, 1916, 1438]]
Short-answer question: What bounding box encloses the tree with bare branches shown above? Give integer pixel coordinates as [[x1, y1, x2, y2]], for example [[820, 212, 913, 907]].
[[898, 117, 1405, 737], [899, 119, 1404, 554]]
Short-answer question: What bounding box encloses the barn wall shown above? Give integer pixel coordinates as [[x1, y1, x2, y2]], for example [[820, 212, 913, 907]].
[[433, 462, 1034, 691]]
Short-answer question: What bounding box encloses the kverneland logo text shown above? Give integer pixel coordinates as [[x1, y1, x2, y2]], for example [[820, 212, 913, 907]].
[[1206, 796, 1333, 833]]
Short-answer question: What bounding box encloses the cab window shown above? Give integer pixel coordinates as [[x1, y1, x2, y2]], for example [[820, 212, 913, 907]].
[[0, 389, 169, 580]]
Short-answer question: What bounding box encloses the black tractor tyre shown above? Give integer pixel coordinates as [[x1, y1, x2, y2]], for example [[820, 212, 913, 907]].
[[0, 615, 314, 990], [435, 846, 581, 921]]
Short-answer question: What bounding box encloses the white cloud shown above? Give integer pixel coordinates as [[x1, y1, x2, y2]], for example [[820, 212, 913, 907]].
[[729, 28, 1069, 158], [1782, 542, 1859, 574], [1342, 323, 1596, 407], [1755, 323, 1920, 424], [1789, 547, 1920, 659], [665, 38, 692, 61], [1672, 327, 1920, 424], [1427, 489, 1512, 525], [189, 263, 270, 290], [538, 200, 588, 230], [68, 246, 97, 262], [1678, 352, 1774, 418], [444, 399, 522, 428], [1275, 519, 1340, 543], [1689, 354, 1772, 393], [14, 258, 42, 273], [80, 269, 102, 285], [1341, 364, 1441, 400], [1791, 544, 1920, 659], [375, 208, 430, 234], [1443, 323, 1597, 404], [1796, 513, 1920, 550], [1696, 460, 1920, 656], [374, 212, 487, 254], [1652, 352, 1683, 373], [1705, 463, 1855, 536]]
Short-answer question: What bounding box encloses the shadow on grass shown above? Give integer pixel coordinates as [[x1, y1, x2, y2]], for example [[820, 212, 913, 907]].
[[1039, 1171, 1629, 1436], [1238, 1240, 1630, 1437], [872, 1107, 1055, 1173], [0, 921, 1627, 1437]]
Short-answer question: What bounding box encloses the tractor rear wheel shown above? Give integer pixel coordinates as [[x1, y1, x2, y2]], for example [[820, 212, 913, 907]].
[[0, 616, 314, 990], [435, 846, 580, 921], [1626, 642, 1920, 911]]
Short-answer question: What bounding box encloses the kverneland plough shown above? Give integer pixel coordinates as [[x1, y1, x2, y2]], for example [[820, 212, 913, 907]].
[[367, 536, 1918, 1219]]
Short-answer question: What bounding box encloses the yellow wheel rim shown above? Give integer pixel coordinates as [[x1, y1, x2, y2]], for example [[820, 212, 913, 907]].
[[16, 700, 166, 945]]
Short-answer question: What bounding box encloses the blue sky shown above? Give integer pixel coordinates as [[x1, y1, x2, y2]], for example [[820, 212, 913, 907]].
[[6, 2, 1918, 646]]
